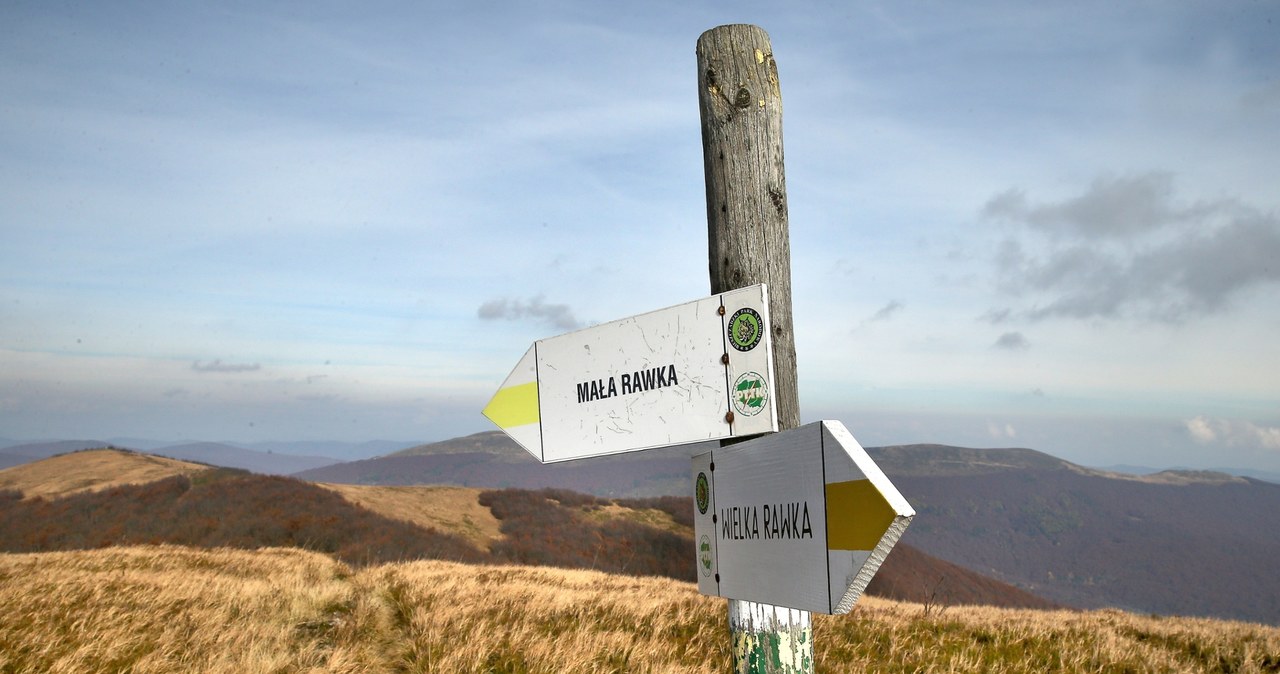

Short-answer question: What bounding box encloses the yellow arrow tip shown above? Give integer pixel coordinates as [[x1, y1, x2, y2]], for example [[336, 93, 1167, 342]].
[[482, 381, 540, 429], [826, 479, 897, 552]]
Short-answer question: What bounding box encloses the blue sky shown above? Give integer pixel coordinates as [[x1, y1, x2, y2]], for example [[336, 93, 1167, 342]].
[[2, 1, 1277, 472]]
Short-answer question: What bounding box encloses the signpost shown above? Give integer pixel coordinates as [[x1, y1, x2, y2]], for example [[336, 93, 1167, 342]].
[[692, 420, 914, 614], [480, 23, 913, 673], [482, 284, 778, 463], [695, 24, 816, 672]]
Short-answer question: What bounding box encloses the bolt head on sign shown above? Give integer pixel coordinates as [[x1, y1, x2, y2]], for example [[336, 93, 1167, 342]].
[[482, 285, 778, 463], [693, 420, 914, 614]]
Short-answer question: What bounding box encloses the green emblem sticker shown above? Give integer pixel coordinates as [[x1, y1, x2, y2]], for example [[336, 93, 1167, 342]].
[[696, 471, 710, 514], [732, 371, 768, 417], [727, 307, 763, 352], [699, 535, 713, 577]]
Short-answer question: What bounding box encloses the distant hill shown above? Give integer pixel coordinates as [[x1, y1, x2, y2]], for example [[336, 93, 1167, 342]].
[[92, 438, 418, 461], [0, 439, 344, 475], [0, 449, 209, 499], [866, 444, 1071, 476], [889, 457, 1280, 625], [389, 430, 530, 458], [0, 439, 116, 460], [294, 431, 695, 497], [149, 442, 341, 475], [1097, 463, 1280, 485], [244, 439, 417, 461], [0, 453, 27, 470], [0, 462, 483, 567]]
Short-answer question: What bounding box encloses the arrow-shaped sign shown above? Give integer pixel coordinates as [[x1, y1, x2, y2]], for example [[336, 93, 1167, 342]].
[[483, 285, 779, 463], [692, 420, 914, 614]]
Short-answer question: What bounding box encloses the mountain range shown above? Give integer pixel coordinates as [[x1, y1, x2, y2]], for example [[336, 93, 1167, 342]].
[[302, 432, 1280, 625], [4, 431, 1278, 625], [294, 432, 695, 496], [0, 447, 1054, 613], [886, 449, 1280, 624]]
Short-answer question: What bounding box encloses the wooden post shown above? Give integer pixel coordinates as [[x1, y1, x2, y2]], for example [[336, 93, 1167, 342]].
[[697, 24, 811, 674]]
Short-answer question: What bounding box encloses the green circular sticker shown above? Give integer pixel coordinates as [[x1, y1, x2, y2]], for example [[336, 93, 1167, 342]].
[[695, 472, 710, 514], [728, 307, 763, 352], [732, 371, 769, 417], [699, 535, 713, 577]]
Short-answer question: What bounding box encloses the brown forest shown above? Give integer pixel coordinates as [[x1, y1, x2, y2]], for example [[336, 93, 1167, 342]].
[[0, 467, 1053, 610]]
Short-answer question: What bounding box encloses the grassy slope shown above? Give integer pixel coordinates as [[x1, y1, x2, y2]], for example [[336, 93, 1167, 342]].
[[0, 450, 1067, 610], [1, 546, 1277, 674], [0, 448, 209, 499], [319, 484, 503, 551]]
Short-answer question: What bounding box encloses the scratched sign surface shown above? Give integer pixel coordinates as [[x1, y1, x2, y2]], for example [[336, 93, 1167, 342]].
[[693, 420, 914, 614], [483, 284, 777, 463]]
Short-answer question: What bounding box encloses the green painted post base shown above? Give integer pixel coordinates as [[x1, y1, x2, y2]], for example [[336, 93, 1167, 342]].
[[729, 600, 813, 673]]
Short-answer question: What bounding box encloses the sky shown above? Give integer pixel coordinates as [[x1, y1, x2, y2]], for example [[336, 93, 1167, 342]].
[[2, 1, 1277, 473]]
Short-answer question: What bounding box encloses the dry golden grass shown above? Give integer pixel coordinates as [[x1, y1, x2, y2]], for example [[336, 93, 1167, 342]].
[[2, 546, 1277, 673], [0, 546, 382, 673], [320, 484, 503, 551], [579, 503, 693, 537], [0, 449, 209, 499], [318, 484, 692, 552], [0, 546, 727, 674], [378, 559, 729, 673], [821, 598, 1280, 673]]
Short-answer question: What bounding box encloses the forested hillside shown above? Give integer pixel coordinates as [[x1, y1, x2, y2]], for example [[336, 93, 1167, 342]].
[[896, 466, 1280, 624], [0, 450, 1055, 610], [0, 469, 482, 566]]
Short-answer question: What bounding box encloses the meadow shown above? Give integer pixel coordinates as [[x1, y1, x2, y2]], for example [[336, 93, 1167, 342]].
[[2, 545, 1276, 674]]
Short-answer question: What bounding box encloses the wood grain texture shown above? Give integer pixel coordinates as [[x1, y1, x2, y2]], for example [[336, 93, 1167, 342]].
[[697, 24, 798, 433], [698, 23, 812, 673]]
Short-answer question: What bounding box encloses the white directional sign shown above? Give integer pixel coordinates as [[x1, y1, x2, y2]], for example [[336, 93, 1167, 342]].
[[692, 420, 914, 614], [483, 284, 778, 463]]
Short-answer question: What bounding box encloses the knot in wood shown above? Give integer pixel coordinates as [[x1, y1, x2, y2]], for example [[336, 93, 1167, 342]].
[[734, 87, 751, 108]]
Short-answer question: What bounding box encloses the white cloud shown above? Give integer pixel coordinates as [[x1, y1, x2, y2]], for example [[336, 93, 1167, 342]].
[[993, 331, 1030, 351], [477, 296, 582, 332], [869, 300, 904, 322], [192, 359, 261, 374], [985, 173, 1280, 323], [987, 421, 1017, 439], [1185, 416, 1280, 451], [1257, 426, 1280, 451], [983, 173, 1188, 239], [1185, 416, 1218, 443]]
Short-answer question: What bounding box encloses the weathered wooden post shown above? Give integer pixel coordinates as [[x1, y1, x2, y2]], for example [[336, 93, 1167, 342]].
[[696, 24, 811, 673]]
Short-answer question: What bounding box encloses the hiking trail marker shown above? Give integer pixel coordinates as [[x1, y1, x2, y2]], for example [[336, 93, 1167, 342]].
[[479, 24, 913, 672], [482, 284, 778, 463], [692, 420, 914, 615]]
